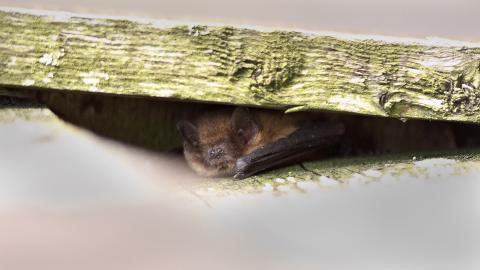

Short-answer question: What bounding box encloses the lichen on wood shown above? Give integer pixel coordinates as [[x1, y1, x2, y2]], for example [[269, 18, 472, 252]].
[[1, 7, 480, 123]]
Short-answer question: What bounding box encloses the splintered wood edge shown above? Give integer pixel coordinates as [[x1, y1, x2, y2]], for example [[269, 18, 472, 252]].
[[1, 6, 480, 124]]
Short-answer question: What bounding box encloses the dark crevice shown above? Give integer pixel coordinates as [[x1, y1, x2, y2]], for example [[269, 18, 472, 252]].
[[0, 95, 44, 108], [3, 91, 480, 168]]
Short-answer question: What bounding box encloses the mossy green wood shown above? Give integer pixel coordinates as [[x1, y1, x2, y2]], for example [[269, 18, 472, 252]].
[[1, 8, 480, 123]]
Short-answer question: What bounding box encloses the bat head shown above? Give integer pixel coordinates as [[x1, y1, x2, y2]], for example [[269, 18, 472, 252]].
[[176, 107, 259, 177]]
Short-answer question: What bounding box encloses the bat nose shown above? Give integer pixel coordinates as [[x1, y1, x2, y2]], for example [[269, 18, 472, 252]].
[[208, 146, 225, 159]]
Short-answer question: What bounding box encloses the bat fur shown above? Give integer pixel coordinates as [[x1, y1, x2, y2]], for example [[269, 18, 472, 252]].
[[177, 107, 459, 179]]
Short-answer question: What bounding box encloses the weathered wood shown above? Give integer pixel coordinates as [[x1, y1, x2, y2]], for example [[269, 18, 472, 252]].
[[1, 7, 480, 123]]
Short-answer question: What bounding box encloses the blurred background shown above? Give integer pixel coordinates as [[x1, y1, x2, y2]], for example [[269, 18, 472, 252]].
[[0, 1, 479, 269]]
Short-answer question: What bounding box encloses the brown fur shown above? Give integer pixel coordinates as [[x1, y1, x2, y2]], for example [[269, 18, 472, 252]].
[[178, 107, 458, 178], [180, 108, 306, 177]]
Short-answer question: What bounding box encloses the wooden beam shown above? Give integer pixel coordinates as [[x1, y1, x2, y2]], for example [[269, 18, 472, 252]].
[[1, 7, 480, 123]]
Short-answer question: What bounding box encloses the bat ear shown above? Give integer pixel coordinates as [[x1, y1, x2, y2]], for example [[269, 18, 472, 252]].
[[231, 107, 259, 145], [176, 120, 199, 147]]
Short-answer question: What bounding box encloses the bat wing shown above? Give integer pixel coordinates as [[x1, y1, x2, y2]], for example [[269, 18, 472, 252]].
[[234, 121, 345, 179]]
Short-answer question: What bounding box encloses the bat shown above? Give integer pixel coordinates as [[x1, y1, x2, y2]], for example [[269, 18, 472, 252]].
[[177, 106, 461, 180], [176, 107, 345, 179]]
